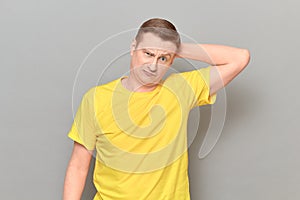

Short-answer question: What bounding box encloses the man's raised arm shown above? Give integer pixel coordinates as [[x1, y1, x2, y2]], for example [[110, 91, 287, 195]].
[[176, 43, 251, 95]]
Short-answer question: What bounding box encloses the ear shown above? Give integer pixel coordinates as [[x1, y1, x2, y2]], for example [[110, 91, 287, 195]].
[[130, 39, 137, 56]]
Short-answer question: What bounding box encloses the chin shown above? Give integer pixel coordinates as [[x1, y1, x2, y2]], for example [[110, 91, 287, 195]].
[[142, 76, 162, 85], [135, 70, 163, 86]]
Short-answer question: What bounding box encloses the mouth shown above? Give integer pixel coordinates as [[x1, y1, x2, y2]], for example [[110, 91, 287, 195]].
[[143, 70, 156, 77]]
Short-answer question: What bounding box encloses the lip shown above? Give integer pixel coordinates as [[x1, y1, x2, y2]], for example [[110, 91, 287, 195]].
[[143, 70, 156, 77]]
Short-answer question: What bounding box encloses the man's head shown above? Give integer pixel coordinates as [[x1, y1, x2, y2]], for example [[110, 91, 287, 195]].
[[129, 18, 181, 88], [135, 18, 181, 50]]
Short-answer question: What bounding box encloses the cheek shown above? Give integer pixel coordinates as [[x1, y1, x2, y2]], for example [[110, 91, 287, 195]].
[[132, 54, 142, 65], [159, 64, 171, 72], [131, 57, 145, 72]]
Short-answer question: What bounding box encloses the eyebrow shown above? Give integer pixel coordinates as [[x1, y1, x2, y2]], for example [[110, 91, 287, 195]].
[[142, 49, 172, 57], [160, 53, 171, 57]]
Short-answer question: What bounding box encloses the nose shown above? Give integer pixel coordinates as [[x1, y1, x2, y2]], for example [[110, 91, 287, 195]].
[[148, 57, 159, 72]]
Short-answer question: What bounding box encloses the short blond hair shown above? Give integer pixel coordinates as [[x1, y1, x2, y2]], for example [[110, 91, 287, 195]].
[[135, 18, 181, 49]]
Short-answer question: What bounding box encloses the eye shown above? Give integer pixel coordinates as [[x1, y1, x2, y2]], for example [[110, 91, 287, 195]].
[[160, 56, 167, 62], [144, 51, 152, 57]]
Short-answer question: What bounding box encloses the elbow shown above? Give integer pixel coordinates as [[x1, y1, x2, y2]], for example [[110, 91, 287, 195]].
[[240, 49, 251, 68], [233, 49, 251, 71], [232, 49, 251, 75]]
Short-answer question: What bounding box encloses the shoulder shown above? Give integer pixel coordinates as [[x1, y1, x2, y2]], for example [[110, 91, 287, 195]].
[[164, 66, 211, 85], [179, 66, 211, 79], [178, 66, 212, 88], [82, 78, 120, 103]]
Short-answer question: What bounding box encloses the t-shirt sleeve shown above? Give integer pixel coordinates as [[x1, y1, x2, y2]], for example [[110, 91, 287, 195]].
[[67, 88, 97, 151], [180, 65, 217, 108]]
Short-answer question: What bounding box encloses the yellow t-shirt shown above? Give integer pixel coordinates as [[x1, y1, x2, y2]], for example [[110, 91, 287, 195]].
[[68, 66, 217, 200]]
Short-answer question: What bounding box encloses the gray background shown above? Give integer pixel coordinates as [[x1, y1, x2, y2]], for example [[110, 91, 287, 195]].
[[1, 0, 299, 199]]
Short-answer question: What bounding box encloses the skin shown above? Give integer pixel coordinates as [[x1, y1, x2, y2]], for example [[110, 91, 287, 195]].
[[63, 31, 250, 200], [122, 32, 250, 95], [63, 142, 93, 200], [176, 43, 250, 95], [121, 32, 178, 92]]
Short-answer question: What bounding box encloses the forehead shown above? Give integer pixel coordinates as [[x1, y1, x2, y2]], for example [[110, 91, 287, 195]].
[[136, 32, 177, 54]]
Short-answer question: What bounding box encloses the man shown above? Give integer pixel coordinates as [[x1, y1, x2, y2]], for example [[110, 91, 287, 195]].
[[63, 18, 250, 200]]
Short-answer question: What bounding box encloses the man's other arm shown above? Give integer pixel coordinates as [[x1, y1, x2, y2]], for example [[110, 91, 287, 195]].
[[63, 141, 93, 200], [177, 43, 251, 95]]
